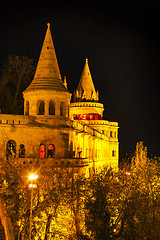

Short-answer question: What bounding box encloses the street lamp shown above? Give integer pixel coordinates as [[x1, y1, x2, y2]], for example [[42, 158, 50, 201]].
[[28, 173, 38, 240], [125, 172, 131, 176]]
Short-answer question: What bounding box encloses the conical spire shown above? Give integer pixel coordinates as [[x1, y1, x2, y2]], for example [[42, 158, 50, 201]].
[[75, 58, 99, 101], [24, 23, 68, 92]]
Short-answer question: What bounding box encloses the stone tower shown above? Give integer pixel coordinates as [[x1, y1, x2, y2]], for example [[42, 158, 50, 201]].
[[23, 23, 71, 117], [70, 58, 119, 169], [75, 58, 98, 101], [70, 58, 104, 121]]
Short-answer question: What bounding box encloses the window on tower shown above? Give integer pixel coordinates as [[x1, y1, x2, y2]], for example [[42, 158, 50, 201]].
[[78, 114, 82, 120], [89, 114, 94, 120], [73, 113, 102, 120], [37, 100, 45, 115], [60, 102, 66, 116], [95, 114, 98, 120], [82, 114, 86, 120], [49, 100, 55, 115]]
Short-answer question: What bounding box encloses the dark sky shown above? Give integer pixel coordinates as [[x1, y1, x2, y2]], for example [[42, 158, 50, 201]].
[[1, 1, 160, 153]]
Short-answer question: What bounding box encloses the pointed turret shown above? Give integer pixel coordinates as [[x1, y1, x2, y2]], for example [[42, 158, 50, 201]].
[[70, 58, 104, 120], [24, 23, 68, 92], [74, 58, 99, 101], [23, 24, 71, 116]]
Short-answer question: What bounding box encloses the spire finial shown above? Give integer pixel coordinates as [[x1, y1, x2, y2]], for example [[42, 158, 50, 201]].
[[47, 23, 50, 28], [86, 58, 88, 63], [63, 76, 67, 88]]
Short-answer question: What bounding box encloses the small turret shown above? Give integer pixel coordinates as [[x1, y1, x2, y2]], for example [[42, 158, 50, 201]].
[[63, 76, 67, 88], [70, 58, 104, 120], [74, 58, 99, 102]]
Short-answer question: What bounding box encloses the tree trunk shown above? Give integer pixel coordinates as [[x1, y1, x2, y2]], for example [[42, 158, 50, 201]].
[[72, 202, 81, 240], [0, 197, 15, 240], [44, 214, 52, 240]]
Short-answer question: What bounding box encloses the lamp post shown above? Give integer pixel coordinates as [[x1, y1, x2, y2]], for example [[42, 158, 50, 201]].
[[28, 173, 38, 240]]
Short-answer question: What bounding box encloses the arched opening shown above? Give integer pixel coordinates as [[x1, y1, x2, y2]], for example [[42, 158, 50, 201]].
[[47, 144, 55, 158], [39, 144, 46, 158], [49, 101, 55, 115], [37, 100, 45, 115], [60, 102, 66, 116], [6, 140, 16, 159], [25, 101, 29, 115], [19, 144, 25, 158]]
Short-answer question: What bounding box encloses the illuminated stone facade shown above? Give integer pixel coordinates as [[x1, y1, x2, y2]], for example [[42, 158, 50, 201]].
[[0, 23, 119, 175]]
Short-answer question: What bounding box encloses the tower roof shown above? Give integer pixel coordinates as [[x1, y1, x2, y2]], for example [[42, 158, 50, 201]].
[[75, 58, 99, 101], [24, 23, 68, 93]]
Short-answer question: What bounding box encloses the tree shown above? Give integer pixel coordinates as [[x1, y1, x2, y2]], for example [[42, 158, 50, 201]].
[[0, 197, 15, 240], [84, 167, 124, 240], [0, 142, 160, 240], [131, 141, 147, 168], [0, 157, 88, 240], [84, 143, 160, 240], [0, 55, 35, 114], [119, 142, 160, 240], [0, 157, 63, 240]]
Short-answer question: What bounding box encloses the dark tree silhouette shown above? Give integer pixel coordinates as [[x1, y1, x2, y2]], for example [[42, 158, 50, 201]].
[[0, 55, 35, 114]]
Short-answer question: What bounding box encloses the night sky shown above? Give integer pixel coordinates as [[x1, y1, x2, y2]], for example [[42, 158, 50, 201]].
[[1, 1, 160, 153]]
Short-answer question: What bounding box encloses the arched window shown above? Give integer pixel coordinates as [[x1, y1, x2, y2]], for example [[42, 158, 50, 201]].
[[19, 144, 25, 158], [47, 144, 55, 158], [49, 101, 55, 115], [39, 144, 46, 158], [37, 100, 45, 115], [95, 114, 99, 120], [6, 140, 16, 159], [25, 101, 29, 115], [60, 102, 66, 116]]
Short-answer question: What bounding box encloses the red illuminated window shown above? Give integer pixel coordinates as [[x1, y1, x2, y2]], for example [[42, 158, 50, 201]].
[[39, 144, 46, 158], [82, 114, 86, 120], [73, 113, 102, 120], [78, 114, 82, 120], [90, 114, 94, 120]]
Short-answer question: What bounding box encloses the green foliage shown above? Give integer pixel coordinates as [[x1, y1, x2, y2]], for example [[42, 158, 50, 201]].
[[0, 159, 88, 240], [120, 159, 160, 240], [84, 143, 160, 240], [0, 55, 35, 114], [0, 142, 160, 240]]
